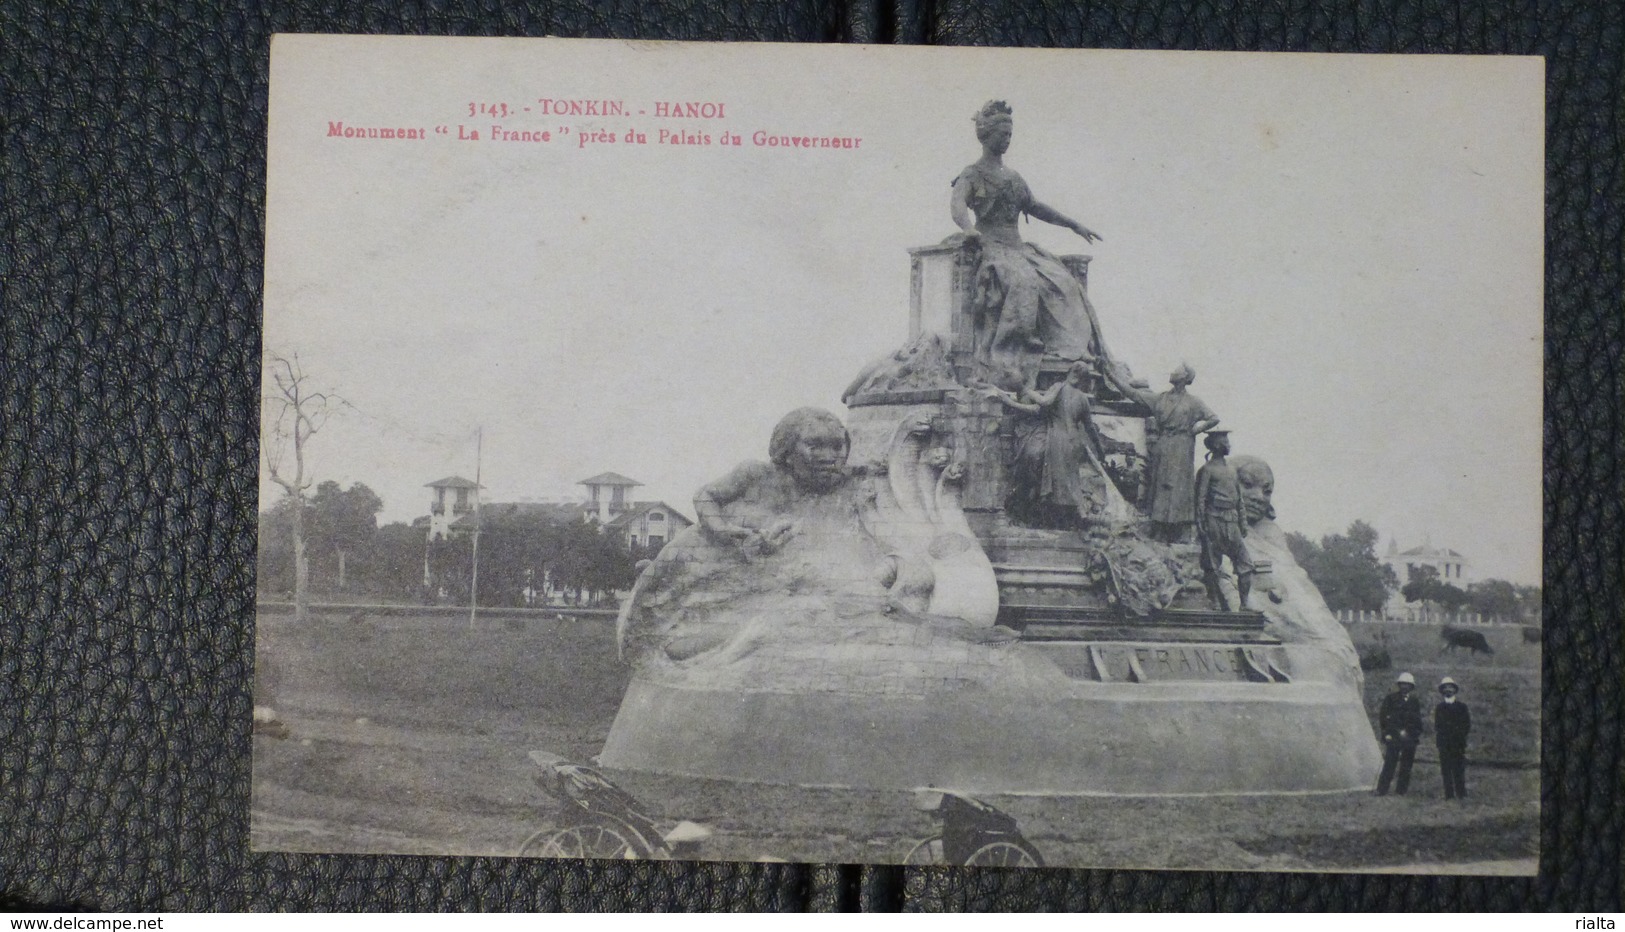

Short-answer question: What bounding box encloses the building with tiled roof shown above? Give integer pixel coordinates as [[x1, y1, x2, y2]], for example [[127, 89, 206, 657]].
[[418, 472, 691, 550], [578, 472, 642, 523], [416, 470, 694, 603], [577, 471, 642, 488], [603, 500, 694, 552]]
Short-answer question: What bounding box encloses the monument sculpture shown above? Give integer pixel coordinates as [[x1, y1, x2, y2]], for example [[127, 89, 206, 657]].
[[599, 101, 1380, 797], [1105, 361, 1220, 542], [1195, 431, 1255, 611], [979, 362, 1128, 529], [952, 100, 1110, 384]]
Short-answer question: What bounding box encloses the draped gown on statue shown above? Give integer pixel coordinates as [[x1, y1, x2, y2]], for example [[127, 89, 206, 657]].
[[955, 161, 1107, 375]]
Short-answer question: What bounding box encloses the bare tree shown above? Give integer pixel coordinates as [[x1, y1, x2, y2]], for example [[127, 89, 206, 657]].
[[263, 353, 348, 622]]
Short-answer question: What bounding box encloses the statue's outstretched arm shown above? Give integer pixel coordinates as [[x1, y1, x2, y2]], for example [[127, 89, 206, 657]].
[[982, 388, 1040, 414], [1025, 381, 1066, 408], [1105, 361, 1155, 407], [1027, 199, 1102, 243]]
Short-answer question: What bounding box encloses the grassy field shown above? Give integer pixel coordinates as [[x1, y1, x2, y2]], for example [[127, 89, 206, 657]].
[[251, 608, 1539, 873], [1345, 620, 1540, 768]]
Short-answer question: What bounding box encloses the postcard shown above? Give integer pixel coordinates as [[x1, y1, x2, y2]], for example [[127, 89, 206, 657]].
[[255, 36, 1542, 873]]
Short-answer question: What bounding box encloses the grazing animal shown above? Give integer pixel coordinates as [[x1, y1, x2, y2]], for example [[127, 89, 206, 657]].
[[1438, 625, 1494, 657], [1522, 625, 1541, 645]]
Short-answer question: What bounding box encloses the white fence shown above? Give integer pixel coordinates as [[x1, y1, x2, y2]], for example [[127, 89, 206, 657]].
[[1336, 609, 1525, 626]]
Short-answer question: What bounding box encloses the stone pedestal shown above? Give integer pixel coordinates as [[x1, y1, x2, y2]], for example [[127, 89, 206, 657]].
[[907, 239, 1109, 395], [599, 651, 1379, 795]]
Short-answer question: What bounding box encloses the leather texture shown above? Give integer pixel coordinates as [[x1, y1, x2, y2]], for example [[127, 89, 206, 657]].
[[1, 0, 1619, 913]]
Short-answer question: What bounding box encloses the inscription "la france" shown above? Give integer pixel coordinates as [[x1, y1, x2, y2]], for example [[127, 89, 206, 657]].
[[1134, 645, 1237, 676], [1077, 644, 1285, 683]]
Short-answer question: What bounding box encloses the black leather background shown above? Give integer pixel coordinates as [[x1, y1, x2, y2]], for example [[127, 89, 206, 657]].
[[1, 0, 1619, 913]]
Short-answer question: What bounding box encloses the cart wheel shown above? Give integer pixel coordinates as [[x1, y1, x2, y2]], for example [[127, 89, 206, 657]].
[[522, 823, 644, 859], [903, 835, 946, 866], [964, 839, 1044, 868], [516, 827, 555, 857]]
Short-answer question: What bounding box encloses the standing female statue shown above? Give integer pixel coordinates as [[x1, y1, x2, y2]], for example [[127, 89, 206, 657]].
[[952, 100, 1110, 379], [981, 362, 1123, 529]]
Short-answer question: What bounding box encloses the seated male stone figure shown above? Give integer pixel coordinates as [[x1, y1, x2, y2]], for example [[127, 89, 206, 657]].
[[619, 408, 883, 664], [693, 406, 854, 560], [618, 407, 1008, 674]]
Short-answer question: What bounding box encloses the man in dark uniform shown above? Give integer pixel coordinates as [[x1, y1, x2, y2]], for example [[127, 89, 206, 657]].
[[1375, 671, 1424, 796], [1434, 676, 1472, 800], [1194, 430, 1254, 610]]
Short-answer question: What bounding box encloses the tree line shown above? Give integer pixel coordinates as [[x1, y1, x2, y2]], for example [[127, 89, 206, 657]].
[[257, 481, 640, 608], [1285, 520, 1540, 622], [258, 489, 1538, 621], [258, 352, 643, 617]]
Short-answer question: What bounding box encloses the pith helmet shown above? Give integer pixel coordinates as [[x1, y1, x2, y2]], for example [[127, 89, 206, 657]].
[[1438, 676, 1459, 692], [1396, 672, 1416, 685]]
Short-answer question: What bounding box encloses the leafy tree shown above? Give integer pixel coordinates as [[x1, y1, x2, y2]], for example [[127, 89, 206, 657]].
[[1466, 578, 1519, 620], [1462, 578, 1541, 623], [1434, 582, 1470, 612], [308, 480, 383, 589], [1402, 565, 1471, 613], [256, 495, 301, 595], [366, 521, 429, 598], [426, 534, 473, 603], [581, 534, 636, 604], [419, 512, 641, 608], [1400, 564, 1441, 603], [474, 514, 568, 607], [1514, 584, 1543, 624], [1287, 520, 1398, 612], [550, 521, 636, 605]]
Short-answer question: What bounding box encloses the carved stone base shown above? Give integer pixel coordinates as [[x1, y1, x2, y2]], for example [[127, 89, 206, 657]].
[[598, 661, 1380, 795]]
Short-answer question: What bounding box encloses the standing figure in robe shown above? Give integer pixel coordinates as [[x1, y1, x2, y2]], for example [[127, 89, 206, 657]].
[[1106, 361, 1220, 542]]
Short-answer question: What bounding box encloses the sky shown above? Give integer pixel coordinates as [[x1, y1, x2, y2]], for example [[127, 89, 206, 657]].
[[263, 38, 1544, 584]]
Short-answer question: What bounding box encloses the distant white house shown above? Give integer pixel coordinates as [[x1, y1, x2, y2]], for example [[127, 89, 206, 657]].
[[1382, 538, 1473, 613], [422, 475, 482, 541]]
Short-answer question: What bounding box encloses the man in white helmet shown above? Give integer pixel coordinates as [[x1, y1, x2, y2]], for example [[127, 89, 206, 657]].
[[1434, 676, 1472, 800], [1375, 671, 1424, 795]]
